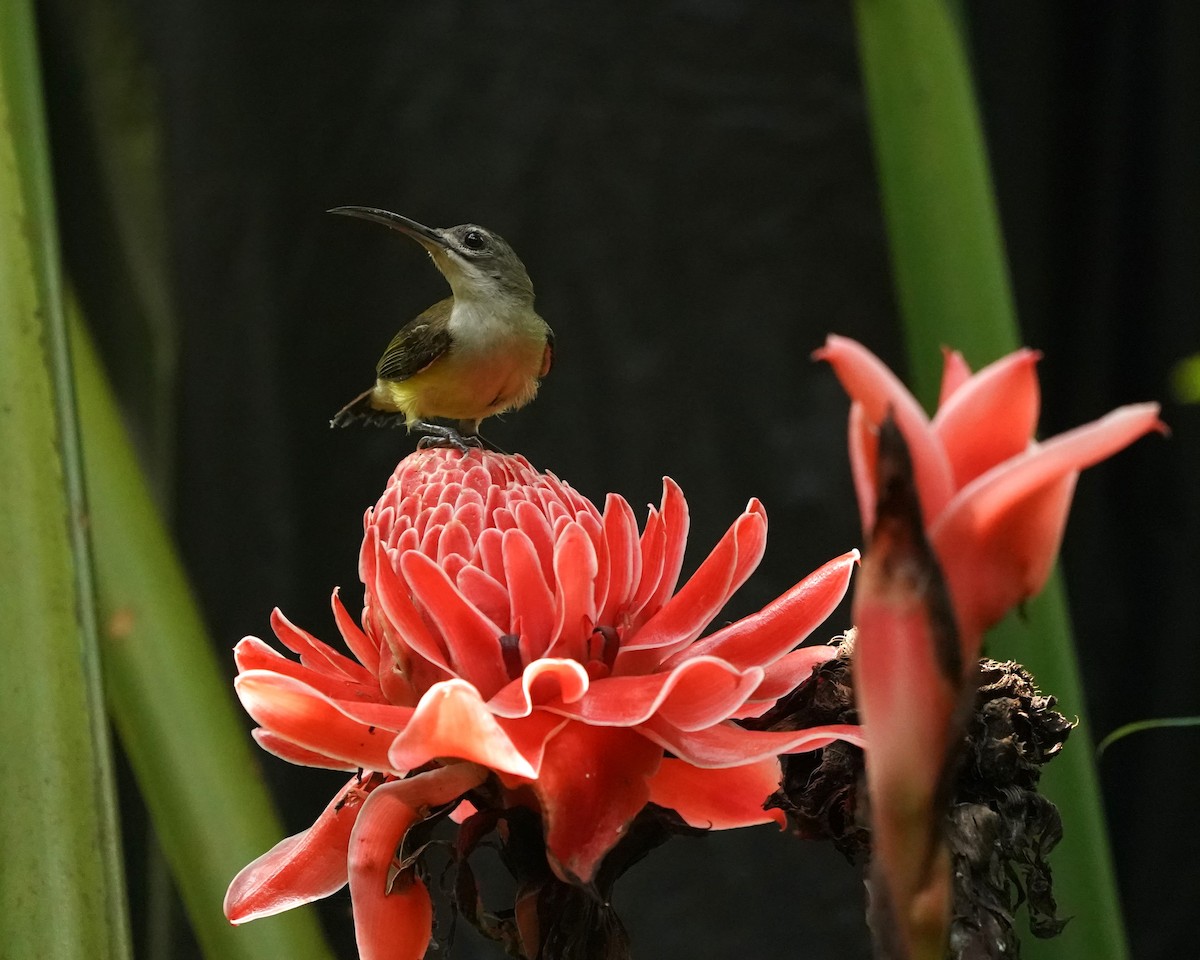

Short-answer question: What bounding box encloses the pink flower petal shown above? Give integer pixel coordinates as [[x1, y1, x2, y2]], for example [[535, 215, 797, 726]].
[[387, 679, 539, 779], [747, 645, 839, 703], [348, 765, 487, 960], [270, 608, 375, 686], [937, 347, 972, 407], [235, 671, 407, 772], [370, 538, 453, 678], [648, 758, 786, 829], [234, 637, 375, 702], [530, 723, 663, 884], [225, 775, 373, 922], [487, 659, 591, 719], [332, 588, 380, 676], [851, 432, 967, 960], [513, 499, 557, 587], [501, 529, 556, 661], [643, 478, 690, 616], [938, 472, 1077, 652], [816, 335, 955, 527], [598, 494, 641, 625], [545, 523, 599, 661], [251, 728, 355, 770], [848, 403, 880, 532], [542, 657, 761, 731], [616, 502, 767, 671], [399, 551, 509, 698], [666, 551, 857, 671], [638, 715, 864, 769], [437, 518, 475, 565], [622, 503, 667, 630], [455, 565, 511, 634], [494, 711, 570, 776], [931, 348, 1040, 489], [931, 402, 1163, 643]]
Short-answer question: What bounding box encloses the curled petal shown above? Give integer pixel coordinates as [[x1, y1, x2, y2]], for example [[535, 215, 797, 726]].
[[648, 758, 786, 830], [387, 679, 539, 778], [745, 645, 839, 704], [348, 765, 487, 960], [487, 658, 591, 719], [235, 671, 407, 772], [530, 723, 662, 884], [668, 551, 858, 671], [495, 711, 570, 776], [225, 775, 372, 923], [543, 657, 762, 730], [617, 502, 767, 670], [931, 402, 1164, 643], [643, 478, 690, 615], [816, 335, 955, 527], [638, 715, 864, 769], [252, 728, 357, 771], [931, 348, 1040, 488], [937, 347, 972, 407]]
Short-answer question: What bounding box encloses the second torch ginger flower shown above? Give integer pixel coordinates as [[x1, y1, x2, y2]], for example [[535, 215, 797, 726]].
[[817, 337, 1164, 960], [816, 335, 1166, 656], [225, 448, 862, 959]]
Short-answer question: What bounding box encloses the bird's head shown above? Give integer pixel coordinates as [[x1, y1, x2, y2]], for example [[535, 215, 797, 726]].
[[329, 206, 534, 306]]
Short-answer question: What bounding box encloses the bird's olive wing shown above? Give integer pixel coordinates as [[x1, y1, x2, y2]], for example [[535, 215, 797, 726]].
[[375, 299, 453, 381]]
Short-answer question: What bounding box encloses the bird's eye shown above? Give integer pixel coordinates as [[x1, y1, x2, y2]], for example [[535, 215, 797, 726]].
[[463, 230, 487, 251]]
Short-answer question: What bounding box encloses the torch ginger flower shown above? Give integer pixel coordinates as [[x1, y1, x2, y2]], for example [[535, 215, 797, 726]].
[[817, 337, 1164, 960], [225, 449, 863, 959], [816, 334, 1165, 657]]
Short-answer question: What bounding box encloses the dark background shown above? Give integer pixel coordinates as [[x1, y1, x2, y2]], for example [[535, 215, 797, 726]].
[[40, 2, 1198, 958]]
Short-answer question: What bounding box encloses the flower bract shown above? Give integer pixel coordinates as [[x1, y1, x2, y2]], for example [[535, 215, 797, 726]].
[[225, 449, 863, 958]]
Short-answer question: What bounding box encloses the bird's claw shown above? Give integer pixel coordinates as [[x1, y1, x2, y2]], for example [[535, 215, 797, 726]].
[[413, 422, 481, 454]]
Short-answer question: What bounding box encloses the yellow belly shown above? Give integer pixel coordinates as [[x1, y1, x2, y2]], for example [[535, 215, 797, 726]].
[[374, 338, 544, 428]]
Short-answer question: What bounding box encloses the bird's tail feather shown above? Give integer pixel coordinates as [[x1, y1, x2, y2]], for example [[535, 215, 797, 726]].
[[330, 388, 404, 428]]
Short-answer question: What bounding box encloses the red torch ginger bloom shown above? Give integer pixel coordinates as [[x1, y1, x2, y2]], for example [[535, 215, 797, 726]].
[[816, 334, 1165, 656], [225, 449, 862, 959], [816, 337, 1164, 960]]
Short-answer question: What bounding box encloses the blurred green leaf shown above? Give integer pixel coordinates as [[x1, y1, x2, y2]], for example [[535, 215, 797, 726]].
[[0, 2, 131, 956], [1170, 353, 1200, 404]]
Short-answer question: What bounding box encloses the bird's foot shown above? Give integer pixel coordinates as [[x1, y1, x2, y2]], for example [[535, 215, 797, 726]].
[[413, 421, 482, 454]]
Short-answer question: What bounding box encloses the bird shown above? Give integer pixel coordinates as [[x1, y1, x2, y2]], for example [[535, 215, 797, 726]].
[[328, 206, 553, 450]]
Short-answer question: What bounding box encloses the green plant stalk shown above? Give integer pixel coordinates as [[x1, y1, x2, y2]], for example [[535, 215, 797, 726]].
[[853, 0, 1019, 400], [71, 313, 337, 960], [0, 1, 131, 956], [852, 2, 1128, 958]]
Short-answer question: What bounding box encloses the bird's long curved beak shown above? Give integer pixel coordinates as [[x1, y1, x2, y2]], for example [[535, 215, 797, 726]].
[[327, 206, 448, 250]]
